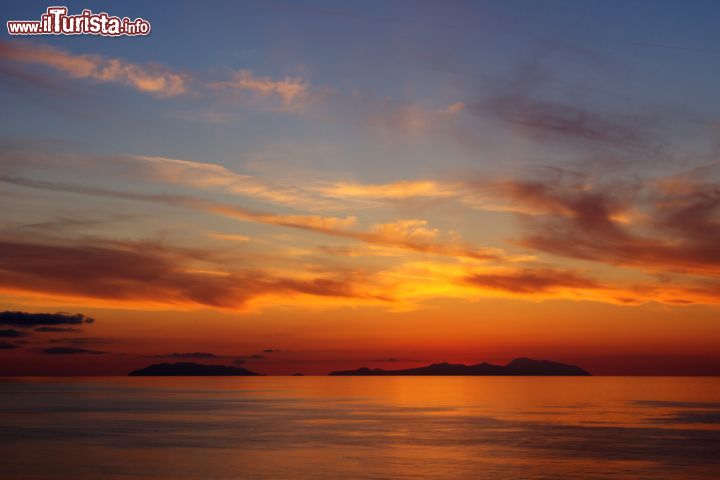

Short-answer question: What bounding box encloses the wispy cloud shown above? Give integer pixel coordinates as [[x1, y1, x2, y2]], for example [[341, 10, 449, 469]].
[[42, 347, 106, 355], [0, 41, 187, 97], [0, 41, 315, 112], [0, 175, 502, 262], [131, 155, 339, 210], [210, 69, 309, 110], [0, 238, 387, 310], [471, 95, 646, 150], [315, 180, 457, 200], [488, 166, 720, 277], [152, 352, 222, 359], [465, 268, 603, 294]]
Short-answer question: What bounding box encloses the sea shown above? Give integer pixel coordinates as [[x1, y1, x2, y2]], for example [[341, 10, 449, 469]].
[[1, 376, 719, 479]]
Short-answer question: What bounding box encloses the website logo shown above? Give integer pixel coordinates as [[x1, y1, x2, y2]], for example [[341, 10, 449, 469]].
[[7, 6, 151, 36]]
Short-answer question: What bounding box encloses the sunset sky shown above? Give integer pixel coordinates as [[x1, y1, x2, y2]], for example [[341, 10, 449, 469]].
[[1, 0, 719, 375]]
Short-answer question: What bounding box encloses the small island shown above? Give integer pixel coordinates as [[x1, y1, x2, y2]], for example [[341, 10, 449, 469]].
[[129, 362, 261, 376], [329, 357, 590, 376]]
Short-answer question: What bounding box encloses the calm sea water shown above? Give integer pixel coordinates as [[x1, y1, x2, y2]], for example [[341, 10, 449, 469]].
[[0, 376, 719, 479]]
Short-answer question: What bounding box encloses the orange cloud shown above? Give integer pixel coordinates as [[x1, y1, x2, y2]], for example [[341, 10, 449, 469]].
[[208, 233, 251, 243], [315, 180, 456, 200], [371, 219, 438, 243], [392, 262, 720, 307], [0, 239, 386, 310], [0, 41, 187, 97], [465, 268, 603, 294], [443, 102, 466, 114], [211, 69, 308, 109], [0, 175, 502, 262], [133, 155, 338, 210]]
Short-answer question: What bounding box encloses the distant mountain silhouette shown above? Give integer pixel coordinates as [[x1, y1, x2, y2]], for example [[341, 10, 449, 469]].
[[129, 362, 261, 376], [329, 357, 590, 376]]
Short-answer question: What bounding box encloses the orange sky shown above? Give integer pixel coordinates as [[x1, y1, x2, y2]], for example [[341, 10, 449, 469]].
[[1, 3, 719, 375]]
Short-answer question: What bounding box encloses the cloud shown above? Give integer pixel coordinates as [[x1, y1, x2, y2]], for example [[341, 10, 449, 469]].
[[444, 102, 466, 114], [0, 41, 187, 97], [315, 180, 456, 200], [0, 174, 357, 235], [363, 99, 474, 139], [3, 152, 719, 307], [0, 42, 324, 115], [472, 95, 645, 150], [491, 166, 720, 277], [128, 155, 336, 211], [371, 219, 439, 243], [465, 268, 602, 294], [385, 258, 720, 307], [153, 352, 221, 359], [0, 175, 502, 262], [230, 350, 280, 364], [49, 337, 110, 345], [210, 70, 309, 109], [0, 341, 18, 349], [353, 219, 500, 261], [15, 213, 138, 235], [199, 201, 499, 261], [0, 311, 94, 327], [208, 233, 251, 243], [34, 326, 80, 333], [236, 354, 265, 360], [0, 328, 27, 338], [42, 347, 106, 355], [149, 351, 280, 362], [0, 149, 515, 261], [0, 238, 386, 310]]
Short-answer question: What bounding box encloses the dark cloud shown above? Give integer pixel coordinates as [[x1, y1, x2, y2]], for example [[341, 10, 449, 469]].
[[491, 166, 720, 278], [654, 411, 720, 424], [456, 46, 666, 159], [34, 326, 80, 333], [465, 268, 602, 294], [0, 311, 94, 328], [231, 349, 278, 364], [233, 354, 266, 366], [42, 347, 106, 355], [0, 341, 18, 349], [371, 357, 424, 363], [21, 216, 111, 232], [0, 328, 27, 338], [0, 239, 381, 309], [471, 95, 648, 152], [634, 400, 720, 409], [17, 213, 139, 235], [49, 337, 111, 345], [153, 352, 221, 359]]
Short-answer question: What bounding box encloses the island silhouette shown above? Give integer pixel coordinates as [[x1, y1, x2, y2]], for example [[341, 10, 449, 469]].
[[129, 362, 261, 376], [329, 358, 590, 376], [128, 358, 589, 376]]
